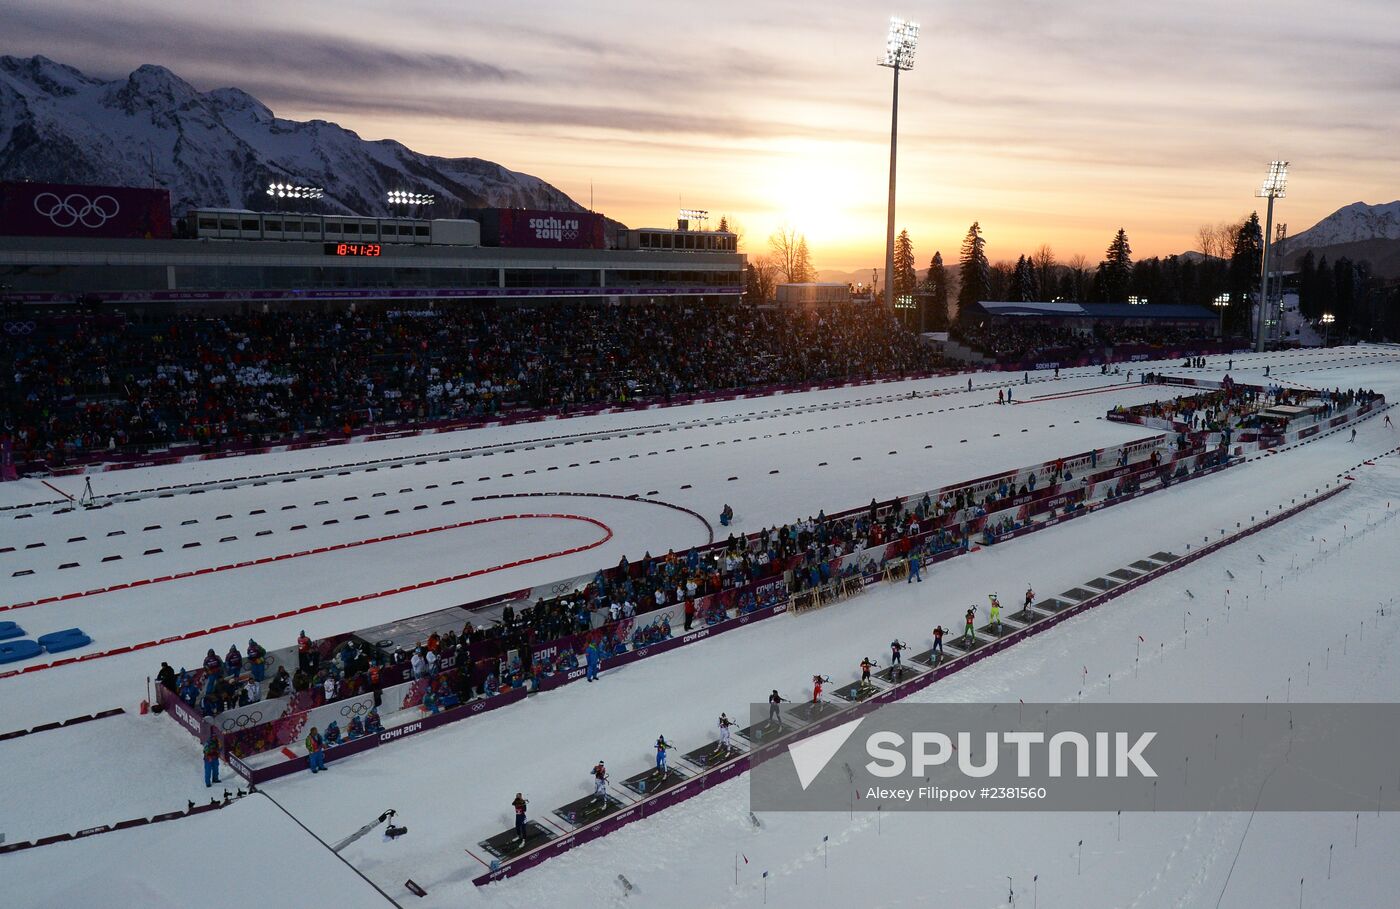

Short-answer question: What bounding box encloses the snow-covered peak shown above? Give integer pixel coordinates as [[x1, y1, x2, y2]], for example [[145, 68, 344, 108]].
[[1288, 201, 1400, 249], [207, 87, 274, 123], [0, 54, 99, 97], [0, 55, 590, 220]]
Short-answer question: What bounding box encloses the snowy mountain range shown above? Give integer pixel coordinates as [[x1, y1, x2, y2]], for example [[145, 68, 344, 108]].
[[0, 55, 588, 220], [1280, 201, 1400, 277], [1286, 201, 1400, 249]]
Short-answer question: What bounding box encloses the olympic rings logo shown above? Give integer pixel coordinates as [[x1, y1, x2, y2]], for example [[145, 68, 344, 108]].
[[3, 321, 36, 335], [32, 192, 121, 229], [220, 710, 264, 730], [340, 701, 369, 717]]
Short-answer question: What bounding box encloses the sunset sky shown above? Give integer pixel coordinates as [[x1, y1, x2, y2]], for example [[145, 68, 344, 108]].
[[6, 0, 1399, 271]]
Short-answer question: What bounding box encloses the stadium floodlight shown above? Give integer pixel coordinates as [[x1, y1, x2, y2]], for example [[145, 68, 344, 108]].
[[1257, 161, 1289, 199], [678, 208, 709, 223], [266, 181, 323, 201], [1320, 311, 1335, 347], [387, 190, 436, 206], [880, 17, 919, 69], [1252, 160, 1288, 352], [1214, 293, 1230, 338], [878, 16, 918, 312]]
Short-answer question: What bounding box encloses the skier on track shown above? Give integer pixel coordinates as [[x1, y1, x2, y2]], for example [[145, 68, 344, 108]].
[[512, 793, 529, 843], [964, 606, 977, 643], [591, 761, 608, 803], [655, 736, 674, 775], [769, 689, 787, 725], [716, 713, 736, 755], [988, 594, 1002, 632], [907, 550, 922, 583], [1350, 428, 1357, 442], [1385, 414, 1393, 429], [932, 625, 946, 660]]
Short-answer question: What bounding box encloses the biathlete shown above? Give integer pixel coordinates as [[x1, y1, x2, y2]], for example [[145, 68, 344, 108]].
[[716, 713, 736, 755], [768, 689, 788, 725], [591, 760, 608, 803], [655, 736, 674, 775], [512, 793, 529, 843]]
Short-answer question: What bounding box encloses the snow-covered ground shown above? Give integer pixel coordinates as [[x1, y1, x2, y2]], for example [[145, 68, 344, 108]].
[[4, 345, 1399, 908]]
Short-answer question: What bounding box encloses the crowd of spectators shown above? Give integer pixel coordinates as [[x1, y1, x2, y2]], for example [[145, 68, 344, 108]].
[[954, 319, 1216, 362], [1112, 381, 1381, 434], [4, 301, 941, 469]]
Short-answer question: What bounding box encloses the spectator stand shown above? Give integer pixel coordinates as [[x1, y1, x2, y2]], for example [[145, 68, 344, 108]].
[[152, 379, 1375, 782]]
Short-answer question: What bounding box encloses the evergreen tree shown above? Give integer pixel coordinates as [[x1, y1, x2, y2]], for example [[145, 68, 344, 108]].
[[1333, 257, 1357, 329], [1010, 255, 1038, 302], [957, 222, 990, 318], [893, 229, 917, 299], [1314, 255, 1335, 322], [925, 252, 950, 329], [794, 236, 815, 283], [1096, 228, 1133, 303], [717, 215, 729, 233], [1298, 250, 1318, 319], [1227, 212, 1263, 333]]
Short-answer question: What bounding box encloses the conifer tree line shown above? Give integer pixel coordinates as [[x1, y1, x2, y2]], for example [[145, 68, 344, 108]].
[[890, 215, 1293, 335], [739, 216, 1398, 342]]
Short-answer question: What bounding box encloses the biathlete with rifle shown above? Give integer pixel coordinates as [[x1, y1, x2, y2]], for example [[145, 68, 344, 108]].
[[591, 761, 609, 803], [655, 736, 674, 775], [716, 712, 737, 756]]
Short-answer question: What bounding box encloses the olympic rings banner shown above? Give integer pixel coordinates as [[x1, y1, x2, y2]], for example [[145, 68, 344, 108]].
[[0, 181, 172, 239]]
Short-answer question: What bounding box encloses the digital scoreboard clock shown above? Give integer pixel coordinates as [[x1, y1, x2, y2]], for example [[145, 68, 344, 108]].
[[324, 242, 382, 257]]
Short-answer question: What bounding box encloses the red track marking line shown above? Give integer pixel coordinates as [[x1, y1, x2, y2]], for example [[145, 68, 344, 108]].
[[40, 480, 75, 502], [0, 515, 613, 680], [464, 847, 494, 870], [1018, 383, 1135, 404], [1, 512, 603, 613]]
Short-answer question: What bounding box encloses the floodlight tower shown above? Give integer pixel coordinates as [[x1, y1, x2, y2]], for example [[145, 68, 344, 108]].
[[1254, 161, 1288, 352], [878, 16, 918, 311]]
